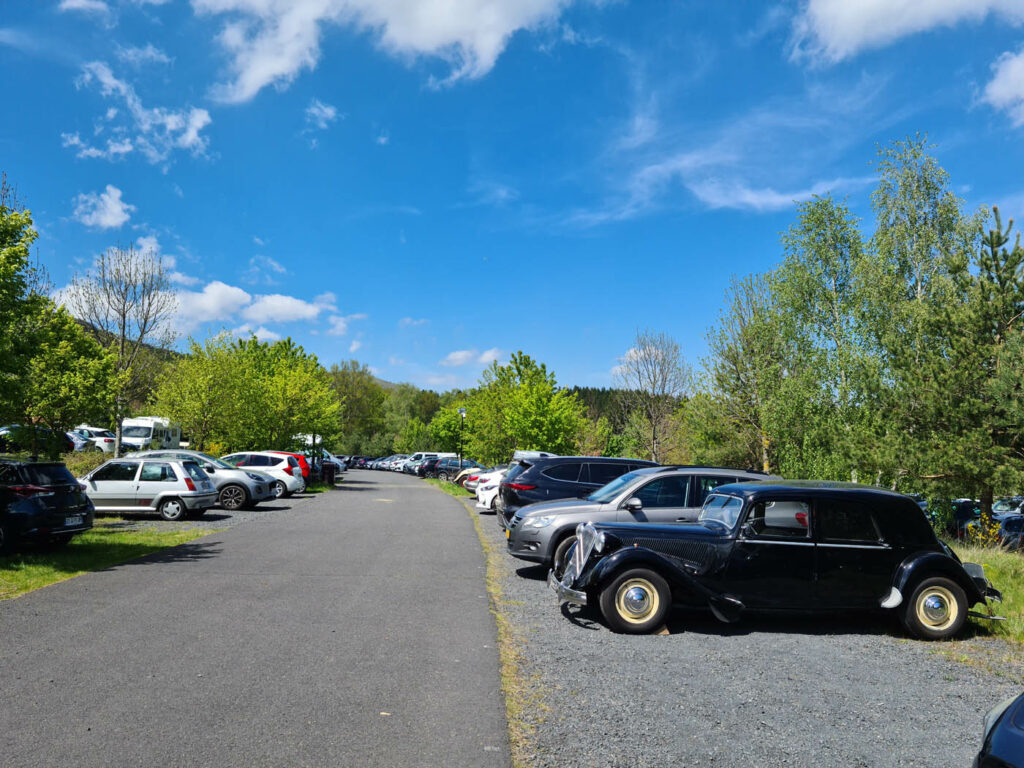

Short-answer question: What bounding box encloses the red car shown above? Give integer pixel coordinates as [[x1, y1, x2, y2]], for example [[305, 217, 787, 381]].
[[267, 451, 310, 480]]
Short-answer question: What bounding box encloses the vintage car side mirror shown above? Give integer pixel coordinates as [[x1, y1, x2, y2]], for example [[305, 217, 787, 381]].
[[740, 522, 756, 539], [625, 497, 643, 513]]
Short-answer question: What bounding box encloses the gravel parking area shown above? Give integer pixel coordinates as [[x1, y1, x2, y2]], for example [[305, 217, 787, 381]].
[[462, 494, 1020, 767]]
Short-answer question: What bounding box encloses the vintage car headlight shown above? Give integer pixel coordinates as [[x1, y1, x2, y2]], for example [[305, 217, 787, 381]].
[[525, 515, 556, 528]]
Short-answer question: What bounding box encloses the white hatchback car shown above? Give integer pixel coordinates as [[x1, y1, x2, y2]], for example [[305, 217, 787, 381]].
[[79, 458, 218, 520], [220, 451, 305, 498], [475, 469, 507, 512]]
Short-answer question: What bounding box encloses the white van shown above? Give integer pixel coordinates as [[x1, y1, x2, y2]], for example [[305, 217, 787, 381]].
[[120, 417, 181, 451]]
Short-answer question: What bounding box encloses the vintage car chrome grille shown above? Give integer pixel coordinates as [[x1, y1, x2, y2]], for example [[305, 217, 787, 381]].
[[618, 536, 713, 568]]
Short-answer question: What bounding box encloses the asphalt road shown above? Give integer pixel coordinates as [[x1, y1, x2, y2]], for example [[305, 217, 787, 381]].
[[0, 473, 509, 767]]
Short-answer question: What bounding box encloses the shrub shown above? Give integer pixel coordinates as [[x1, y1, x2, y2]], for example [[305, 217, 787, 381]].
[[63, 451, 108, 477]]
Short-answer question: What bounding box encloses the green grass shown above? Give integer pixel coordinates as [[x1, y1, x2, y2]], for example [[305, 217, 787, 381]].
[[425, 478, 474, 498], [951, 543, 1024, 643], [0, 521, 215, 601], [302, 481, 333, 494]]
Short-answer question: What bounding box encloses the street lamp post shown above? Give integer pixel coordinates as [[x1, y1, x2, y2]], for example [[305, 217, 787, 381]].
[[457, 407, 466, 467]]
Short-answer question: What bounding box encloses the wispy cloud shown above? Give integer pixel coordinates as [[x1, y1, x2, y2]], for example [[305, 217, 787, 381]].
[[67, 61, 211, 165], [305, 98, 339, 131], [440, 348, 503, 367], [326, 312, 368, 336], [399, 317, 428, 328], [116, 43, 172, 66]]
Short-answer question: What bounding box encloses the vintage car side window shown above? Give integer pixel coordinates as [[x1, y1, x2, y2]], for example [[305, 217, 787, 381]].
[[745, 500, 811, 538], [817, 500, 882, 543], [636, 477, 690, 508], [93, 462, 139, 482]]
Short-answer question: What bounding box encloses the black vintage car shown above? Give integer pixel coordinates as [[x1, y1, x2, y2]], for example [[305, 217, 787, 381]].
[[550, 481, 1003, 638]]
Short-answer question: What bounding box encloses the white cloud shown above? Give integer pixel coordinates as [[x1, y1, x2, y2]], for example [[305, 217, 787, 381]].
[[72, 185, 135, 229], [305, 98, 339, 130], [253, 236, 265, 245], [686, 175, 873, 212], [139, 234, 201, 286], [326, 312, 368, 336], [62, 132, 134, 161], [193, 0, 580, 103], [984, 46, 1024, 125], [116, 43, 173, 66], [398, 316, 428, 327], [175, 281, 252, 331], [477, 347, 502, 364], [59, 0, 110, 15], [70, 61, 212, 164], [231, 323, 280, 341], [241, 294, 323, 323], [792, 0, 1024, 63], [440, 348, 503, 366], [375, 132, 389, 145], [349, 339, 362, 353]]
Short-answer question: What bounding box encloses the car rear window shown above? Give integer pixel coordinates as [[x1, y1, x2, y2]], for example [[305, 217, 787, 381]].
[[504, 461, 530, 483], [287, 456, 299, 467], [586, 463, 631, 486], [20, 464, 78, 486], [182, 461, 209, 482]]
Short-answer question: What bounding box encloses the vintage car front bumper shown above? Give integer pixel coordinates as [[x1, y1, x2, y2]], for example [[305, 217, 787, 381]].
[[548, 569, 587, 606]]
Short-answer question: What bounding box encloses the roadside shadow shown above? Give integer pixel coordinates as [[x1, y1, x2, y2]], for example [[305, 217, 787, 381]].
[[122, 539, 223, 566], [516, 564, 549, 581]]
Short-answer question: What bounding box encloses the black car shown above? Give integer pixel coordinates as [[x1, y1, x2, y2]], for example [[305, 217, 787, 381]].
[[976, 691, 1024, 767], [433, 457, 482, 481], [0, 459, 94, 554], [498, 456, 659, 527], [417, 458, 442, 478], [550, 480, 1003, 638]]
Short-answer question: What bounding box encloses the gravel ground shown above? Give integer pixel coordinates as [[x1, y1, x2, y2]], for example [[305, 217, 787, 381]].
[[91, 486, 334, 532], [463, 494, 1021, 768]]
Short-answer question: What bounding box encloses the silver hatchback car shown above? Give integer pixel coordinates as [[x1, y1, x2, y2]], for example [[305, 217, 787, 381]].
[[80, 458, 218, 520], [135, 449, 275, 510]]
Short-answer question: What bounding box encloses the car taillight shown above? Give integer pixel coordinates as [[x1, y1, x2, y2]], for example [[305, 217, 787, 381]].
[[10, 484, 54, 498], [284, 466, 293, 476], [103, 438, 114, 443], [184, 477, 196, 491], [505, 483, 537, 491], [467, 475, 479, 482]]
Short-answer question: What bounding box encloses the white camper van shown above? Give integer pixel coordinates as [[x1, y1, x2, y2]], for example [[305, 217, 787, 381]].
[[120, 417, 181, 451]]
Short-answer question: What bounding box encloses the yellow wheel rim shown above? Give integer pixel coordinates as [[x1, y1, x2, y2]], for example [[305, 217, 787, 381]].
[[915, 586, 958, 631], [615, 577, 660, 624]]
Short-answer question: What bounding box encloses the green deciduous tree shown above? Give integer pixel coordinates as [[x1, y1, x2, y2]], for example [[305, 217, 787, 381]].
[[468, 352, 585, 464]]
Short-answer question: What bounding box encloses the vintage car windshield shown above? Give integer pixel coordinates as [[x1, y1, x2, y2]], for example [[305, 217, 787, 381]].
[[587, 471, 643, 503], [698, 494, 744, 528]]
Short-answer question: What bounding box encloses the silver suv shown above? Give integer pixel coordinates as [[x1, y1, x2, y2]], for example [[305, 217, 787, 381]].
[[80, 458, 217, 520], [135, 449, 275, 510], [506, 466, 779, 574]]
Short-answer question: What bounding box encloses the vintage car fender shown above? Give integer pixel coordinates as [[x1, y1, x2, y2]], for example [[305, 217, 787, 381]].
[[581, 545, 745, 623], [888, 551, 986, 608]]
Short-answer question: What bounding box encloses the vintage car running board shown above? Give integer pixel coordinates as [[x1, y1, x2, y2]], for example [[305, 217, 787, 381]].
[[968, 610, 1006, 621]]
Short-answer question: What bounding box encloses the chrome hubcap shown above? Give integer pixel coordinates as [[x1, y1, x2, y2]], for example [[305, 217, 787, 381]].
[[922, 594, 949, 623], [623, 586, 651, 616]]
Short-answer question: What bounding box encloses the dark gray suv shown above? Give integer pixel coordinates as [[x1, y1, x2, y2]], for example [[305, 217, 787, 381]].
[[506, 465, 778, 574]]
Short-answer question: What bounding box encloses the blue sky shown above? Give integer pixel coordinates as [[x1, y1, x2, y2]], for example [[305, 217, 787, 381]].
[[4, 1, 1024, 391]]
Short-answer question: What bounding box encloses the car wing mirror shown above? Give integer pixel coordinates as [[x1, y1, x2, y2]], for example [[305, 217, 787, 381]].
[[624, 497, 643, 513], [204, 465, 216, 473], [740, 522, 757, 539]]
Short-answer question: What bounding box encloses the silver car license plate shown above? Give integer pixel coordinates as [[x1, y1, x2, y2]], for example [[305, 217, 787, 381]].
[[65, 515, 83, 527]]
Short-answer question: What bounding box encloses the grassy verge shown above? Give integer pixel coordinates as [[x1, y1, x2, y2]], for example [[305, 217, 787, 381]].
[[424, 478, 474, 498], [426, 479, 537, 768], [928, 544, 1024, 681], [0, 521, 215, 601]]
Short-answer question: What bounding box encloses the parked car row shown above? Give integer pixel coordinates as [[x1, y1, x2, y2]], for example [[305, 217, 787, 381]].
[[394, 449, 1007, 644]]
